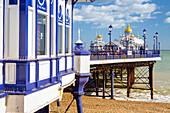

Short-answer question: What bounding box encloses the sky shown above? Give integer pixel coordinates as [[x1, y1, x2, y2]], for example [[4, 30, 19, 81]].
[[73, 0, 170, 50]]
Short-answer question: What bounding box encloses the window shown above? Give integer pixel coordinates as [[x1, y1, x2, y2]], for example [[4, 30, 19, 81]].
[[58, 25, 62, 54], [37, 14, 47, 55], [66, 27, 70, 53]]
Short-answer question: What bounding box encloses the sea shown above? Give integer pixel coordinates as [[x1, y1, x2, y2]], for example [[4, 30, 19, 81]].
[[90, 51, 170, 103], [113, 50, 170, 103]]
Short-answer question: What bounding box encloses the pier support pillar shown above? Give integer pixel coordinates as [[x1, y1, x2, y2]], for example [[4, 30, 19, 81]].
[[103, 71, 106, 99], [131, 67, 135, 85], [73, 39, 91, 113], [120, 68, 123, 81], [110, 69, 114, 99], [149, 65, 153, 99], [127, 68, 131, 97]]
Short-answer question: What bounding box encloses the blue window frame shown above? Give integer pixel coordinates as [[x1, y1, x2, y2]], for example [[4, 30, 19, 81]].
[[58, 25, 62, 54]]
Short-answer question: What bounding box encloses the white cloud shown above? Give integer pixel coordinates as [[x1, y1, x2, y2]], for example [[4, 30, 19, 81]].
[[165, 11, 170, 16], [74, 0, 158, 28], [153, 11, 162, 15], [164, 17, 170, 23]]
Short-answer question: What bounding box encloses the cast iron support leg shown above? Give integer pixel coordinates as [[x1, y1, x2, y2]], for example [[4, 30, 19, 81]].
[[110, 69, 114, 99], [76, 96, 83, 113], [96, 71, 99, 96], [149, 65, 153, 99], [131, 67, 135, 85], [120, 68, 123, 81], [103, 71, 105, 99], [127, 68, 131, 97]]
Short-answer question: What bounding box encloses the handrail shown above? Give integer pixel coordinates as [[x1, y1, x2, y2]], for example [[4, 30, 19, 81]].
[[90, 50, 160, 60]]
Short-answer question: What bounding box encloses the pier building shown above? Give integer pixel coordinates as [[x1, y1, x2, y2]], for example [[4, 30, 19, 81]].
[[86, 24, 161, 99], [0, 0, 94, 112]]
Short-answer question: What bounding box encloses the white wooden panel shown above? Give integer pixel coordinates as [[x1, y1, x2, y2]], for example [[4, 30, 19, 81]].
[[24, 84, 60, 113], [67, 57, 72, 69], [28, 10, 34, 59], [0, 63, 3, 84], [59, 57, 65, 71], [5, 6, 19, 59], [39, 61, 50, 81], [0, 97, 6, 113], [5, 63, 16, 84], [0, 0, 3, 59], [30, 62, 35, 83], [80, 56, 90, 73], [52, 60, 56, 77], [62, 73, 75, 86]]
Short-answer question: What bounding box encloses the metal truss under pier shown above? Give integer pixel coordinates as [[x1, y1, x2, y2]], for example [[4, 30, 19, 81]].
[[85, 61, 155, 99]]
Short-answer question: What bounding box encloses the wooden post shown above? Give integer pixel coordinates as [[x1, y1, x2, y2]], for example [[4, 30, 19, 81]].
[[127, 68, 131, 97], [149, 65, 153, 99], [103, 71, 105, 99], [96, 71, 99, 96]]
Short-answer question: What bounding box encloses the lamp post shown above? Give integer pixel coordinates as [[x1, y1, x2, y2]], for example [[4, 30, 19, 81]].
[[143, 29, 146, 50], [153, 36, 156, 53], [155, 32, 158, 50], [108, 25, 113, 55]]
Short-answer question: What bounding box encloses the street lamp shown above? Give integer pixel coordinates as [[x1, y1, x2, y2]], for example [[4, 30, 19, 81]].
[[143, 29, 146, 50], [153, 36, 156, 53], [155, 32, 158, 50], [108, 25, 112, 55]]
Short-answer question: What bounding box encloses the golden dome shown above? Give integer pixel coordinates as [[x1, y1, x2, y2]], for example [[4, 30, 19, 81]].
[[95, 37, 98, 40], [97, 34, 102, 38], [120, 35, 122, 38], [125, 24, 132, 32], [130, 34, 134, 37], [102, 39, 104, 41], [137, 35, 139, 38]]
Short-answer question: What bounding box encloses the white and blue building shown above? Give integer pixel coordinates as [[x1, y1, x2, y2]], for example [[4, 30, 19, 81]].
[[0, 0, 94, 112]]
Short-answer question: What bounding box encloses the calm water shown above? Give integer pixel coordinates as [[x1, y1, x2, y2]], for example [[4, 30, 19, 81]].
[[114, 50, 170, 103]]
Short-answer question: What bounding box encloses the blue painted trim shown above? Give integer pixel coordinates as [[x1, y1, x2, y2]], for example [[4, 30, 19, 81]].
[[4, 71, 75, 95], [0, 84, 3, 90], [36, 62, 39, 88], [19, 0, 28, 59], [26, 63, 30, 85], [56, 59, 60, 81], [9, 0, 17, 5], [60, 71, 75, 77], [7, 81, 60, 95], [3, 0, 5, 59], [39, 78, 50, 86], [35, 0, 38, 59], [50, 60, 53, 83], [28, 0, 32, 7], [72, 56, 74, 71], [0, 93, 8, 98]]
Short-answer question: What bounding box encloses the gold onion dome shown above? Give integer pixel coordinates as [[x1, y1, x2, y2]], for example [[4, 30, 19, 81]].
[[95, 37, 98, 40], [97, 34, 102, 38], [125, 24, 132, 32], [137, 35, 139, 38], [120, 35, 122, 37], [130, 34, 134, 37]]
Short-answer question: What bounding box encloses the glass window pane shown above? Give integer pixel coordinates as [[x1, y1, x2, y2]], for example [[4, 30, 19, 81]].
[[58, 25, 62, 54], [37, 14, 46, 55]]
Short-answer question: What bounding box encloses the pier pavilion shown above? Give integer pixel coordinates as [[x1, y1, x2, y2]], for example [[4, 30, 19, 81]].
[[0, 0, 94, 112], [85, 24, 161, 99]]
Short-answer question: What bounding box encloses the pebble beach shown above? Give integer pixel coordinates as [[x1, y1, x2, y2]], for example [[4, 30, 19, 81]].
[[50, 93, 170, 113]]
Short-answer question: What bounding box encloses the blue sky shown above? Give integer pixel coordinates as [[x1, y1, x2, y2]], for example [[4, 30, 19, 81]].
[[73, 0, 170, 50]]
